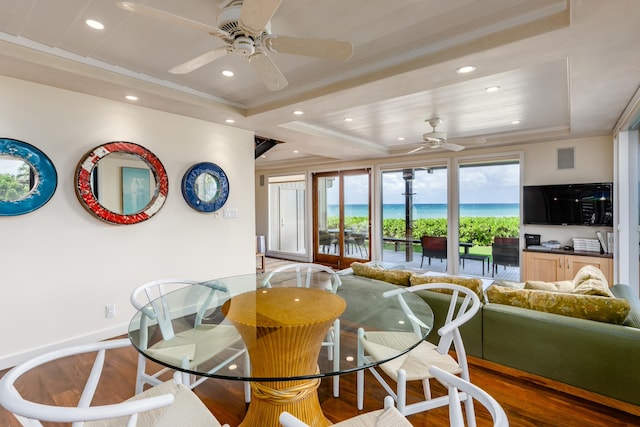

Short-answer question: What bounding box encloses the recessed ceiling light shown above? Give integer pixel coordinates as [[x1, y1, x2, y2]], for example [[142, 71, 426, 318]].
[[485, 86, 500, 92], [456, 65, 476, 74], [512, 120, 521, 125], [125, 95, 138, 101], [261, 155, 266, 158], [344, 117, 353, 122], [221, 70, 234, 77], [398, 137, 405, 141], [85, 19, 104, 30], [293, 150, 299, 153], [225, 119, 235, 123], [293, 110, 304, 115]]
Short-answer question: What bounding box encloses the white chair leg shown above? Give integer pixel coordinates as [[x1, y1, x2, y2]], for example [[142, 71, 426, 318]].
[[422, 377, 432, 400], [397, 369, 407, 415], [464, 391, 477, 427], [356, 369, 364, 410], [332, 319, 340, 397], [356, 327, 365, 410], [135, 353, 146, 394], [243, 351, 252, 403]]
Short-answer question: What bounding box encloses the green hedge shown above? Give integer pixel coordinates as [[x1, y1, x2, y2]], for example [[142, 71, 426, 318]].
[[330, 216, 519, 247]]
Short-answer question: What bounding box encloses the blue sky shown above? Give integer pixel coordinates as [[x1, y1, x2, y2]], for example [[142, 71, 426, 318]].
[[329, 163, 520, 204]]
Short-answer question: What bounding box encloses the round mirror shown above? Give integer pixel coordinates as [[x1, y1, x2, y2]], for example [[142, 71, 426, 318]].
[[75, 141, 168, 225], [181, 162, 229, 213], [0, 138, 57, 216]]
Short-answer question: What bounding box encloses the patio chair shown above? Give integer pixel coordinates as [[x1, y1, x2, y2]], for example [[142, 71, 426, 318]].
[[420, 236, 447, 268], [356, 283, 481, 424], [261, 263, 342, 397], [130, 278, 250, 402], [0, 338, 229, 427], [491, 237, 519, 277]]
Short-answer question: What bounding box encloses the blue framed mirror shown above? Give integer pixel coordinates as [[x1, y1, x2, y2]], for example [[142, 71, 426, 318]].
[[0, 138, 57, 216], [181, 162, 229, 213]]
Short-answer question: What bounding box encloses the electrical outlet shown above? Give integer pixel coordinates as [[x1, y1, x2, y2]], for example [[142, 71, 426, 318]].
[[105, 304, 116, 319]]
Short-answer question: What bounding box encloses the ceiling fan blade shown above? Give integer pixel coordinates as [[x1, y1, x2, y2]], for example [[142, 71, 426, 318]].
[[267, 36, 354, 61], [169, 47, 229, 74], [116, 2, 229, 38], [249, 52, 288, 91], [407, 146, 425, 154], [441, 143, 465, 151], [239, 0, 283, 37]]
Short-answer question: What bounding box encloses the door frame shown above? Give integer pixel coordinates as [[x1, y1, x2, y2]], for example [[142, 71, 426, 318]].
[[312, 169, 371, 269]]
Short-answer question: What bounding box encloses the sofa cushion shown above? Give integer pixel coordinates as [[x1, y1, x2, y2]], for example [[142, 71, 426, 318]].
[[611, 284, 640, 328], [350, 262, 413, 286], [524, 280, 574, 292], [486, 285, 630, 325], [410, 274, 484, 302], [572, 265, 613, 297]]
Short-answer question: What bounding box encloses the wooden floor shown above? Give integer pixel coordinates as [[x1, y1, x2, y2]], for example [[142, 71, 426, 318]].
[[1, 343, 638, 427]]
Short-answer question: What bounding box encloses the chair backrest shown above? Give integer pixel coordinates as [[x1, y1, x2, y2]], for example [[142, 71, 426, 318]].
[[131, 278, 228, 342], [429, 366, 509, 427], [384, 283, 480, 372], [261, 263, 341, 292], [421, 236, 447, 258], [0, 339, 180, 426], [492, 238, 520, 266]]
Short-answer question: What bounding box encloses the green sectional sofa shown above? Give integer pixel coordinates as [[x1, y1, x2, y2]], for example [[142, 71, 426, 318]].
[[338, 262, 640, 407]]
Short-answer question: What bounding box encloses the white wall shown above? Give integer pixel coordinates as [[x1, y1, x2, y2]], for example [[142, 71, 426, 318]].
[[0, 76, 256, 369], [255, 136, 614, 259]]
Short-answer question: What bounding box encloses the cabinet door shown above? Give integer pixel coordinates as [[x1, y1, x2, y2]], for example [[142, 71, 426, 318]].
[[523, 252, 563, 282], [566, 255, 613, 285]]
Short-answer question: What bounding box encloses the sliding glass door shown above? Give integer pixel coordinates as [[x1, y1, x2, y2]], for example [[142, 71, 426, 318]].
[[458, 161, 520, 279], [381, 166, 448, 269], [313, 169, 370, 268]]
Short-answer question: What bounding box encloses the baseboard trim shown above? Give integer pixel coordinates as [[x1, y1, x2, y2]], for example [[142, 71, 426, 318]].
[[0, 324, 128, 370]]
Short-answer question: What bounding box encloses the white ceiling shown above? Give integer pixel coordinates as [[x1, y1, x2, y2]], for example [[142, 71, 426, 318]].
[[0, 0, 639, 168]]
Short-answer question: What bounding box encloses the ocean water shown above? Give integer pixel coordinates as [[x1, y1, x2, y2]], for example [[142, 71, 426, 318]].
[[329, 203, 519, 219]]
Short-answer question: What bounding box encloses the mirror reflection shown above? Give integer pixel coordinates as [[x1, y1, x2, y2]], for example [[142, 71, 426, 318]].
[[92, 153, 156, 215], [0, 155, 36, 202], [194, 173, 220, 203]]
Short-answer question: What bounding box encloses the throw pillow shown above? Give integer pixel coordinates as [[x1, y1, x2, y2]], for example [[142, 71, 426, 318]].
[[350, 262, 413, 286], [410, 274, 484, 302], [572, 265, 613, 297], [611, 284, 640, 328], [524, 280, 574, 292], [486, 285, 630, 324]]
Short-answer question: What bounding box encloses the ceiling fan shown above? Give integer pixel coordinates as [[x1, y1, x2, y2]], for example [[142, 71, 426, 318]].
[[116, 1, 354, 91], [409, 118, 465, 154]]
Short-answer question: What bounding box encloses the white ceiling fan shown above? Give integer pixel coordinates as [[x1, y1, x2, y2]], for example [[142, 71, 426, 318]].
[[116, 1, 354, 91], [408, 118, 465, 154]]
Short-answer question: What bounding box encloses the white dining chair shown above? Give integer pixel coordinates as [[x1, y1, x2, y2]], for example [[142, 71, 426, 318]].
[[429, 366, 509, 427], [0, 338, 229, 427], [130, 278, 250, 402], [261, 263, 343, 397], [357, 283, 481, 425], [279, 395, 412, 426]]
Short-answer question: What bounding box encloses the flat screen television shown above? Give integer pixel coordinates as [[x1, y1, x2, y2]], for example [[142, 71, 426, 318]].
[[523, 182, 613, 226]]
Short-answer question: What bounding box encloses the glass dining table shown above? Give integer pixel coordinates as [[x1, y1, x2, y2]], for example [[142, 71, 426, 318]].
[[128, 272, 433, 427]]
